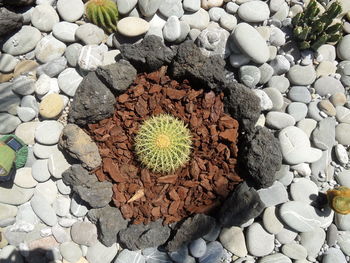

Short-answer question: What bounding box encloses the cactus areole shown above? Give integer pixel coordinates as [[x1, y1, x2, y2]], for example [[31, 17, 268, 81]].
[[134, 114, 192, 173]]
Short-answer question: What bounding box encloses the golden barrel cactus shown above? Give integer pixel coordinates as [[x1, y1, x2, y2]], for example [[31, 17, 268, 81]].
[[85, 0, 119, 34], [134, 114, 192, 173], [327, 186, 350, 214]]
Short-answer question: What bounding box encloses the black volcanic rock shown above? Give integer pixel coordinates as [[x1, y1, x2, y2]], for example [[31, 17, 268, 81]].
[[223, 82, 261, 132], [68, 72, 115, 126], [0, 7, 23, 37], [118, 220, 171, 250], [96, 59, 137, 95], [62, 165, 113, 208], [119, 35, 176, 72], [1, 0, 34, 6], [218, 182, 265, 227], [169, 40, 227, 91], [240, 126, 283, 189], [88, 205, 128, 247], [166, 214, 216, 252]]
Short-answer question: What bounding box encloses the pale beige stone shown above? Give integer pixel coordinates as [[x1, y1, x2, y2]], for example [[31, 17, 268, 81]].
[[318, 100, 336, 116], [316, 61, 337, 77], [201, 0, 223, 9], [117, 17, 150, 37], [39, 93, 64, 119], [14, 60, 39, 78], [330, 92, 347, 107]]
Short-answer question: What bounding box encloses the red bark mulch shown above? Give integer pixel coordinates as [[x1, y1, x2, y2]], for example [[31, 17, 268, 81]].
[[86, 66, 243, 225]]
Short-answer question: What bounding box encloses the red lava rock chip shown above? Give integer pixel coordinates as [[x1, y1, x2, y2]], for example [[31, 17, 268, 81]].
[[86, 66, 242, 225]]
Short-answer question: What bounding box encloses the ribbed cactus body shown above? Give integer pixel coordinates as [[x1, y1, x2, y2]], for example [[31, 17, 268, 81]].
[[85, 0, 118, 34], [292, 0, 343, 50], [327, 186, 350, 214]]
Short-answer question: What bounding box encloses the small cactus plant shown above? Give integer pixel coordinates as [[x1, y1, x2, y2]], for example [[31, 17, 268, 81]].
[[134, 114, 192, 173], [292, 0, 343, 50], [326, 186, 350, 214], [85, 0, 119, 34]]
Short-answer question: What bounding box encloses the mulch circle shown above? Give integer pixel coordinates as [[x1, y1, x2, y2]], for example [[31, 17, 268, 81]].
[[86, 66, 243, 225]]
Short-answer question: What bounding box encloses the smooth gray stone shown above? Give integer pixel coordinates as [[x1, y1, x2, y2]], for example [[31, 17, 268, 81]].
[[276, 226, 298, 245], [259, 253, 291, 263], [307, 100, 323, 121], [31, 4, 59, 32], [322, 248, 347, 263], [56, 179, 71, 195], [287, 64, 316, 85], [237, 1, 270, 22], [52, 21, 79, 43], [336, 123, 350, 145], [297, 118, 317, 138], [180, 8, 210, 30], [336, 105, 350, 124], [17, 107, 36, 122], [86, 241, 118, 263], [75, 23, 105, 45], [138, 0, 162, 16], [183, 0, 201, 12], [34, 120, 64, 145], [30, 192, 57, 226], [337, 34, 350, 60], [287, 102, 308, 122], [239, 65, 261, 88], [163, 16, 181, 42], [208, 7, 226, 22], [246, 223, 274, 257], [159, 0, 184, 18], [258, 63, 274, 84], [71, 221, 98, 246], [189, 238, 207, 258], [2, 26, 41, 55], [311, 117, 336, 150], [266, 111, 296, 130], [0, 82, 21, 114], [31, 159, 51, 182], [0, 113, 21, 134], [115, 249, 145, 263], [335, 213, 350, 231], [310, 150, 333, 183], [0, 53, 18, 73], [59, 241, 83, 263], [257, 181, 289, 207], [116, 0, 137, 14], [262, 206, 284, 235], [268, 75, 290, 93], [290, 178, 318, 205], [56, 0, 84, 22], [336, 170, 350, 187], [314, 76, 345, 96], [10, 76, 35, 96], [326, 223, 338, 247], [37, 56, 68, 77], [300, 227, 326, 258], [269, 55, 290, 75], [288, 86, 311, 103], [281, 243, 307, 260], [263, 87, 283, 110], [34, 35, 67, 64], [337, 230, 350, 257], [65, 43, 82, 67]]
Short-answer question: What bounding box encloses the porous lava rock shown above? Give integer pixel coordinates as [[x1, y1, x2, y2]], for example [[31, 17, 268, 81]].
[[88, 205, 128, 247], [59, 124, 101, 170], [119, 35, 176, 72], [218, 181, 265, 227], [96, 59, 137, 95], [223, 82, 261, 132], [240, 126, 283, 188], [169, 40, 227, 91], [68, 72, 115, 126], [118, 219, 171, 250], [166, 213, 216, 252], [62, 164, 113, 208], [0, 7, 23, 37]]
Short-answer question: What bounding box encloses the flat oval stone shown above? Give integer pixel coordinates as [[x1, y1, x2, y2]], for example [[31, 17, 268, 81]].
[[233, 23, 269, 64], [189, 238, 207, 258], [0, 203, 17, 222], [75, 23, 105, 45], [279, 126, 322, 165], [314, 76, 345, 96], [287, 64, 316, 85], [336, 106, 350, 124], [300, 227, 326, 258], [31, 4, 59, 32], [290, 178, 318, 204], [35, 35, 66, 64], [281, 243, 307, 260], [60, 241, 83, 263], [117, 17, 150, 37], [52, 21, 79, 43], [246, 223, 274, 257], [35, 120, 64, 145], [35, 180, 58, 205], [0, 183, 34, 205], [0, 113, 21, 134], [14, 167, 37, 188], [279, 201, 333, 232], [56, 0, 84, 22], [336, 123, 350, 145], [263, 87, 284, 110], [288, 86, 311, 103], [2, 26, 42, 56], [180, 8, 210, 30], [263, 206, 284, 234], [266, 111, 296, 130], [337, 34, 350, 60], [219, 226, 247, 257], [39, 93, 64, 119], [259, 253, 292, 263], [238, 1, 270, 22], [322, 247, 347, 263], [287, 102, 308, 122], [32, 159, 51, 182], [30, 192, 57, 226], [0, 54, 18, 73]]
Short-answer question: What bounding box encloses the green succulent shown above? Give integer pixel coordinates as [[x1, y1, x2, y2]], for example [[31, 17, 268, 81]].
[[85, 0, 119, 34], [134, 114, 192, 174], [292, 0, 343, 50]]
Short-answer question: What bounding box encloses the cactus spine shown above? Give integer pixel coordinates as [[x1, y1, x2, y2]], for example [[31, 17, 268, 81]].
[[292, 0, 343, 50]]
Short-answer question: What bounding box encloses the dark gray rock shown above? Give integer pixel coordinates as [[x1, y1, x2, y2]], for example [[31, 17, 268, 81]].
[[218, 182, 265, 227], [118, 219, 171, 251], [68, 72, 115, 126], [311, 117, 336, 151], [1, 0, 34, 6], [240, 126, 282, 188], [62, 165, 113, 208], [119, 35, 176, 72], [88, 205, 128, 247], [0, 7, 23, 37], [223, 82, 261, 132], [96, 60, 137, 95], [166, 214, 216, 252], [169, 40, 226, 91]]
